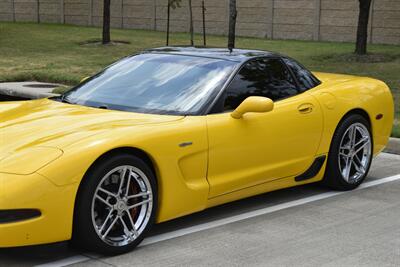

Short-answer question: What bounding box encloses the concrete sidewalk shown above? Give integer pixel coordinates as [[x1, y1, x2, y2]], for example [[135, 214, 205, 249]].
[[0, 82, 60, 99], [386, 138, 400, 155]]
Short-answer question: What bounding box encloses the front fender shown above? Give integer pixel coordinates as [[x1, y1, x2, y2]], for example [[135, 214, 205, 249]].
[[37, 116, 210, 223]]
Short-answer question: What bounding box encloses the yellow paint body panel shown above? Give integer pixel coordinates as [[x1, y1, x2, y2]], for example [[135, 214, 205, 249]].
[[0, 72, 393, 247]]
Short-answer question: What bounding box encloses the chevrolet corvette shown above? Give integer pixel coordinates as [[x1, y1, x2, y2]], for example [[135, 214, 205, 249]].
[[0, 47, 394, 254]]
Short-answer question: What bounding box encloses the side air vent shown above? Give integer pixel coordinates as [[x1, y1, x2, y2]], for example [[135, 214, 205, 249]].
[[0, 209, 41, 224], [295, 156, 326, 182]]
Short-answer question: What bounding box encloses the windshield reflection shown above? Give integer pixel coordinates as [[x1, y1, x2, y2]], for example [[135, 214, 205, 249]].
[[61, 54, 236, 115]]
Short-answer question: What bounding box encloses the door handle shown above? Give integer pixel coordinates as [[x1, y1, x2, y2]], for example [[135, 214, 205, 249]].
[[298, 103, 314, 114]]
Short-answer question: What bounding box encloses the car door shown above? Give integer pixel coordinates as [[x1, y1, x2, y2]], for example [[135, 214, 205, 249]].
[[206, 57, 323, 198]]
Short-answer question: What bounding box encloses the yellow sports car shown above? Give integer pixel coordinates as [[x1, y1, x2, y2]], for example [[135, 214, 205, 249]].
[[0, 47, 394, 254]]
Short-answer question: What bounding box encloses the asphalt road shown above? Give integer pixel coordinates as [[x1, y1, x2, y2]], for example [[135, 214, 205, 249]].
[[0, 152, 399, 267]]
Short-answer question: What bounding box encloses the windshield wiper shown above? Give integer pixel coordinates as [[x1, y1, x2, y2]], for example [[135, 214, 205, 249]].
[[61, 98, 74, 104]]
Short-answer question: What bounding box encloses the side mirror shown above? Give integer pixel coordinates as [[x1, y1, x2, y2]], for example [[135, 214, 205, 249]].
[[80, 76, 90, 83], [231, 96, 274, 119]]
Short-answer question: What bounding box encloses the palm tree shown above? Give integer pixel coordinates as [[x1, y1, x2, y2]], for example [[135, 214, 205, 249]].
[[228, 0, 237, 51]]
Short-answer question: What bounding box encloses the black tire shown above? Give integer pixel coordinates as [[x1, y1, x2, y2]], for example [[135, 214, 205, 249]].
[[322, 114, 373, 190], [71, 153, 157, 255]]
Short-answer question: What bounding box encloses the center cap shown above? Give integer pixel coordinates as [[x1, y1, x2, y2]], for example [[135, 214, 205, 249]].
[[116, 201, 127, 211]]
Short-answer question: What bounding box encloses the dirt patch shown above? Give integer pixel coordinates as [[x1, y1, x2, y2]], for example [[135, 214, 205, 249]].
[[79, 39, 131, 46], [23, 83, 58, 89]]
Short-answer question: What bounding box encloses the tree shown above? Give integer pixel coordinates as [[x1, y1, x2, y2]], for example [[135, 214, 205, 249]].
[[102, 0, 111, 44], [228, 0, 237, 51], [188, 0, 194, 46], [166, 0, 182, 46], [355, 0, 372, 55], [169, 0, 182, 9]]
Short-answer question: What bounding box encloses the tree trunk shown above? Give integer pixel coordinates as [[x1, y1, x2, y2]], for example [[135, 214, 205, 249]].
[[202, 0, 206, 46], [166, 0, 170, 46], [355, 0, 372, 55], [228, 0, 237, 51], [102, 0, 111, 44], [188, 0, 194, 46], [37, 0, 40, 23]]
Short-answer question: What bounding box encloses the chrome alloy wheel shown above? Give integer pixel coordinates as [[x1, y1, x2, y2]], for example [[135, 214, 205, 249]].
[[338, 122, 372, 184], [91, 166, 153, 247]]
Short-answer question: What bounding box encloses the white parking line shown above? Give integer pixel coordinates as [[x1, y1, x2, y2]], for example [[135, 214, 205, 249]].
[[35, 255, 90, 267], [141, 173, 400, 246], [36, 173, 400, 267]]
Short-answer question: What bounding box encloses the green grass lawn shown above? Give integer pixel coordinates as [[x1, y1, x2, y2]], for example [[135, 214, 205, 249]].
[[0, 22, 399, 137]]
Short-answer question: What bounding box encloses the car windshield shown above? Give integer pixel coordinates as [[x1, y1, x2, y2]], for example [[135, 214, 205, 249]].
[[60, 53, 236, 115]]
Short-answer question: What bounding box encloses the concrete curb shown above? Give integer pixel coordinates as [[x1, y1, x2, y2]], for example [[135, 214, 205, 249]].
[[384, 138, 400, 155], [0, 82, 60, 99]]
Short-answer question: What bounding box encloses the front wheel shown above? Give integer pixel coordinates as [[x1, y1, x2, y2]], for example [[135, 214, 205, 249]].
[[72, 154, 157, 254], [322, 114, 373, 190]]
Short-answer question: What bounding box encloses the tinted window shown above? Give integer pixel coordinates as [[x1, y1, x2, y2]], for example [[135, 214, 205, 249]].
[[60, 54, 236, 115], [283, 58, 320, 91], [223, 58, 298, 111]]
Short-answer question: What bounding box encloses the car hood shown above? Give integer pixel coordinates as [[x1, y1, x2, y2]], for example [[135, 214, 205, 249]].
[[0, 98, 184, 154]]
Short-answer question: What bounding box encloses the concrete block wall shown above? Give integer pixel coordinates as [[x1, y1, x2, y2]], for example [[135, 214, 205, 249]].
[[0, 0, 399, 45], [372, 0, 400, 44]]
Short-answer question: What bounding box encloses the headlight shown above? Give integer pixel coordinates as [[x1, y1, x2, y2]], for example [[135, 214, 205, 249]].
[[0, 147, 63, 175]]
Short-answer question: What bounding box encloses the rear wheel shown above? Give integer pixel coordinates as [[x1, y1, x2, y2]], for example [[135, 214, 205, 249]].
[[322, 114, 372, 190], [72, 154, 157, 254]]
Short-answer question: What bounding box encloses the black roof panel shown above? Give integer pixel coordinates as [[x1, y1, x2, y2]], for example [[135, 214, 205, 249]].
[[143, 47, 280, 62]]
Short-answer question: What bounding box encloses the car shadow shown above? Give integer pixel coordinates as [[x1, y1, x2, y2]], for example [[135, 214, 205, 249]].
[[149, 183, 328, 236], [0, 183, 327, 266], [0, 242, 79, 267]]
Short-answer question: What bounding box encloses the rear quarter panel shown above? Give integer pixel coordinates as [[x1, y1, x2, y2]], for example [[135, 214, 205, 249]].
[[311, 72, 394, 156]]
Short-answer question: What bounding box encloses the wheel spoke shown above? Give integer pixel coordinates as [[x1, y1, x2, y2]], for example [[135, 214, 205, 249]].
[[354, 139, 370, 154], [350, 126, 357, 147], [119, 216, 133, 237], [353, 154, 366, 173], [125, 174, 131, 197], [118, 168, 127, 196], [354, 136, 369, 148], [127, 191, 151, 200], [99, 209, 114, 233], [128, 199, 151, 210], [346, 126, 353, 146], [343, 156, 353, 181], [125, 210, 139, 237], [98, 187, 117, 198], [95, 194, 113, 208], [340, 147, 350, 153], [102, 216, 119, 239]]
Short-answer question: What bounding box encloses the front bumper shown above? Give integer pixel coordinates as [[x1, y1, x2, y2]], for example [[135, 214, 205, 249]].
[[0, 172, 78, 247]]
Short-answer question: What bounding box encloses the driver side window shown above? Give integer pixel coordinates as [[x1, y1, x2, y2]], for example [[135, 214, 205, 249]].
[[222, 58, 298, 111]]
